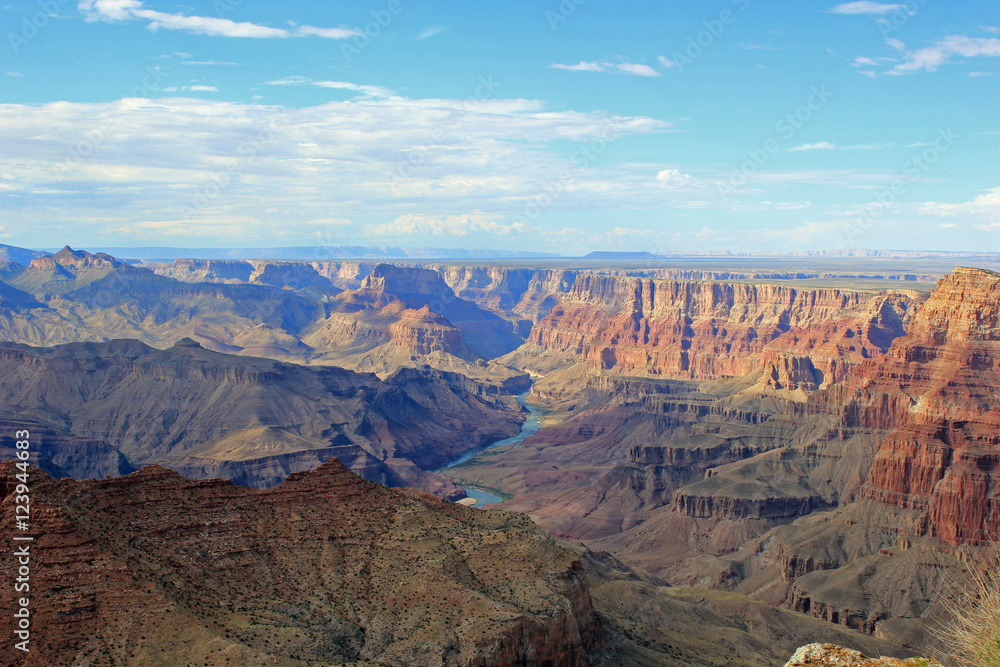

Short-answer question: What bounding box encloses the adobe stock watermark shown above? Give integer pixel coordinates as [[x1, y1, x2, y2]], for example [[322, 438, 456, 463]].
[[509, 117, 630, 227], [341, 0, 403, 63], [546, 0, 587, 31], [717, 84, 834, 197], [7, 0, 73, 53], [667, 0, 751, 73], [843, 128, 959, 245], [877, 0, 926, 38], [180, 112, 291, 220], [386, 75, 500, 186]]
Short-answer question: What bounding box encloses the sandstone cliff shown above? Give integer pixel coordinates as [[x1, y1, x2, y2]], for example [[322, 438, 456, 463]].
[[506, 274, 920, 390], [851, 267, 1000, 546]]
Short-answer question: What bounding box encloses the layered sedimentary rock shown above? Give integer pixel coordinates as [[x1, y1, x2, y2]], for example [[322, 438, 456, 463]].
[[657, 268, 1000, 643], [509, 274, 920, 388], [849, 267, 1000, 546], [0, 460, 598, 666], [0, 338, 523, 495], [359, 264, 524, 360], [151, 257, 254, 283], [432, 265, 580, 325]]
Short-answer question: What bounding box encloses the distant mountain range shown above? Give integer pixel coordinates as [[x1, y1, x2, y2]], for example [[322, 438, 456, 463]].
[[3, 242, 994, 262], [39, 245, 561, 261], [0, 243, 48, 265]]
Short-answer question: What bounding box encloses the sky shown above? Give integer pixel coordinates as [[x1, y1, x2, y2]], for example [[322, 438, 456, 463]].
[[1, 0, 998, 255]]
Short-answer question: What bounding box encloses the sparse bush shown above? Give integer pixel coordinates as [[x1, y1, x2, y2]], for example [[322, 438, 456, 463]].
[[940, 555, 1000, 667]]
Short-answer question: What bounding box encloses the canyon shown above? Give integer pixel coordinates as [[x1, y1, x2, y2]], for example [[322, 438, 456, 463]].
[[1, 245, 998, 664], [0, 337, 524, 497]]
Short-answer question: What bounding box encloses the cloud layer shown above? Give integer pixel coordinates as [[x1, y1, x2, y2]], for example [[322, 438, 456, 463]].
[[78, 0, 359, 39], [549, 60, 661, 76], [0, 93, 683, 246]]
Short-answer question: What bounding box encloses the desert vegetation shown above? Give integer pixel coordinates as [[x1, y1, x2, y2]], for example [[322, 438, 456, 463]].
[[939, 553, 1000, 667]]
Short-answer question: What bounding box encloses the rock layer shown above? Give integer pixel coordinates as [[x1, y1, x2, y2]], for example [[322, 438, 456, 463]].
[[510, 274, 920, 388]]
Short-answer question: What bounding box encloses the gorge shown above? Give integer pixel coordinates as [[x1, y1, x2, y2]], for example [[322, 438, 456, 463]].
[[2, 246, 998, 665]]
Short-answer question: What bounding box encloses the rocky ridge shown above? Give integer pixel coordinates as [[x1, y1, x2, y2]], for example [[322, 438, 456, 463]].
[[0, 460, 598, 666]]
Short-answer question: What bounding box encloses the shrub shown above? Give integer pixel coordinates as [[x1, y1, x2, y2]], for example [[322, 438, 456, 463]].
[[940, 556, 1000, 667]]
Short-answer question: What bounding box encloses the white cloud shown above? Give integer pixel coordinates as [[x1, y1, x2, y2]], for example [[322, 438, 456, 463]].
[[656, 168, 693, 186], [417, 26, 445, 39], [657, 55, 676, 68], [550, 60, 661, 76], [919, 187, 1000, 217], [739, 43, 775, 50], [261, 76, 392, 98], [370, 213, 531, 238], [789, 141, 893, 151], [160, 85, 218, 93], [0, 95, 674, 245], [790, 141, 836, 151], [7, 71, 24, 77], [969, 71, 994, 77], [293, 25, 358, 39], [886, 38, 905, 51], [549, 61, 605, 72], [616, 62, 659, 77], [78, 0, 360, 39], [829, 2, 907, 14], [888, 35, 1000, 74], [853, 56, 879, 66]]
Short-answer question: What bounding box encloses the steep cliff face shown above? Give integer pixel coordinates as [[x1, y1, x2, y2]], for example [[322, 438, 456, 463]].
[[359, 264, 524, 360], [433, 265, 579, 324], [0, 460, 599, 666], [152, 258, 254, 283], [513, 274, 920, 386], [853, 267, 1000, 546]]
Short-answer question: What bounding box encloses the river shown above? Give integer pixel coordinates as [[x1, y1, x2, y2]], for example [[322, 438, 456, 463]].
[[439, 391, 542, 507]]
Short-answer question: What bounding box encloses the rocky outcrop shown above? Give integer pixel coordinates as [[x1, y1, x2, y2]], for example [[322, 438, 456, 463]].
[[0, 460, 599, 666], [0, 253, 532, 382], [673, 488, 831, 521], [783, 643, 939, 667]]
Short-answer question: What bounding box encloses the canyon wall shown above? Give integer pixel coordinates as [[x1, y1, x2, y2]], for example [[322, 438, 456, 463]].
[[509, 274, 921, 387], [851, 267, 1000, 546]]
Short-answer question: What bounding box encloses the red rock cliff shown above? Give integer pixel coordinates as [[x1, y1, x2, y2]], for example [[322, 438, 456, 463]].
[[518, 274, 919, 385], [855, 268, 1000, 545]]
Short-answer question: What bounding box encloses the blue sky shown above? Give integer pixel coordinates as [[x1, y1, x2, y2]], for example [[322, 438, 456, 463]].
[[1, 0, 998, 254]]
